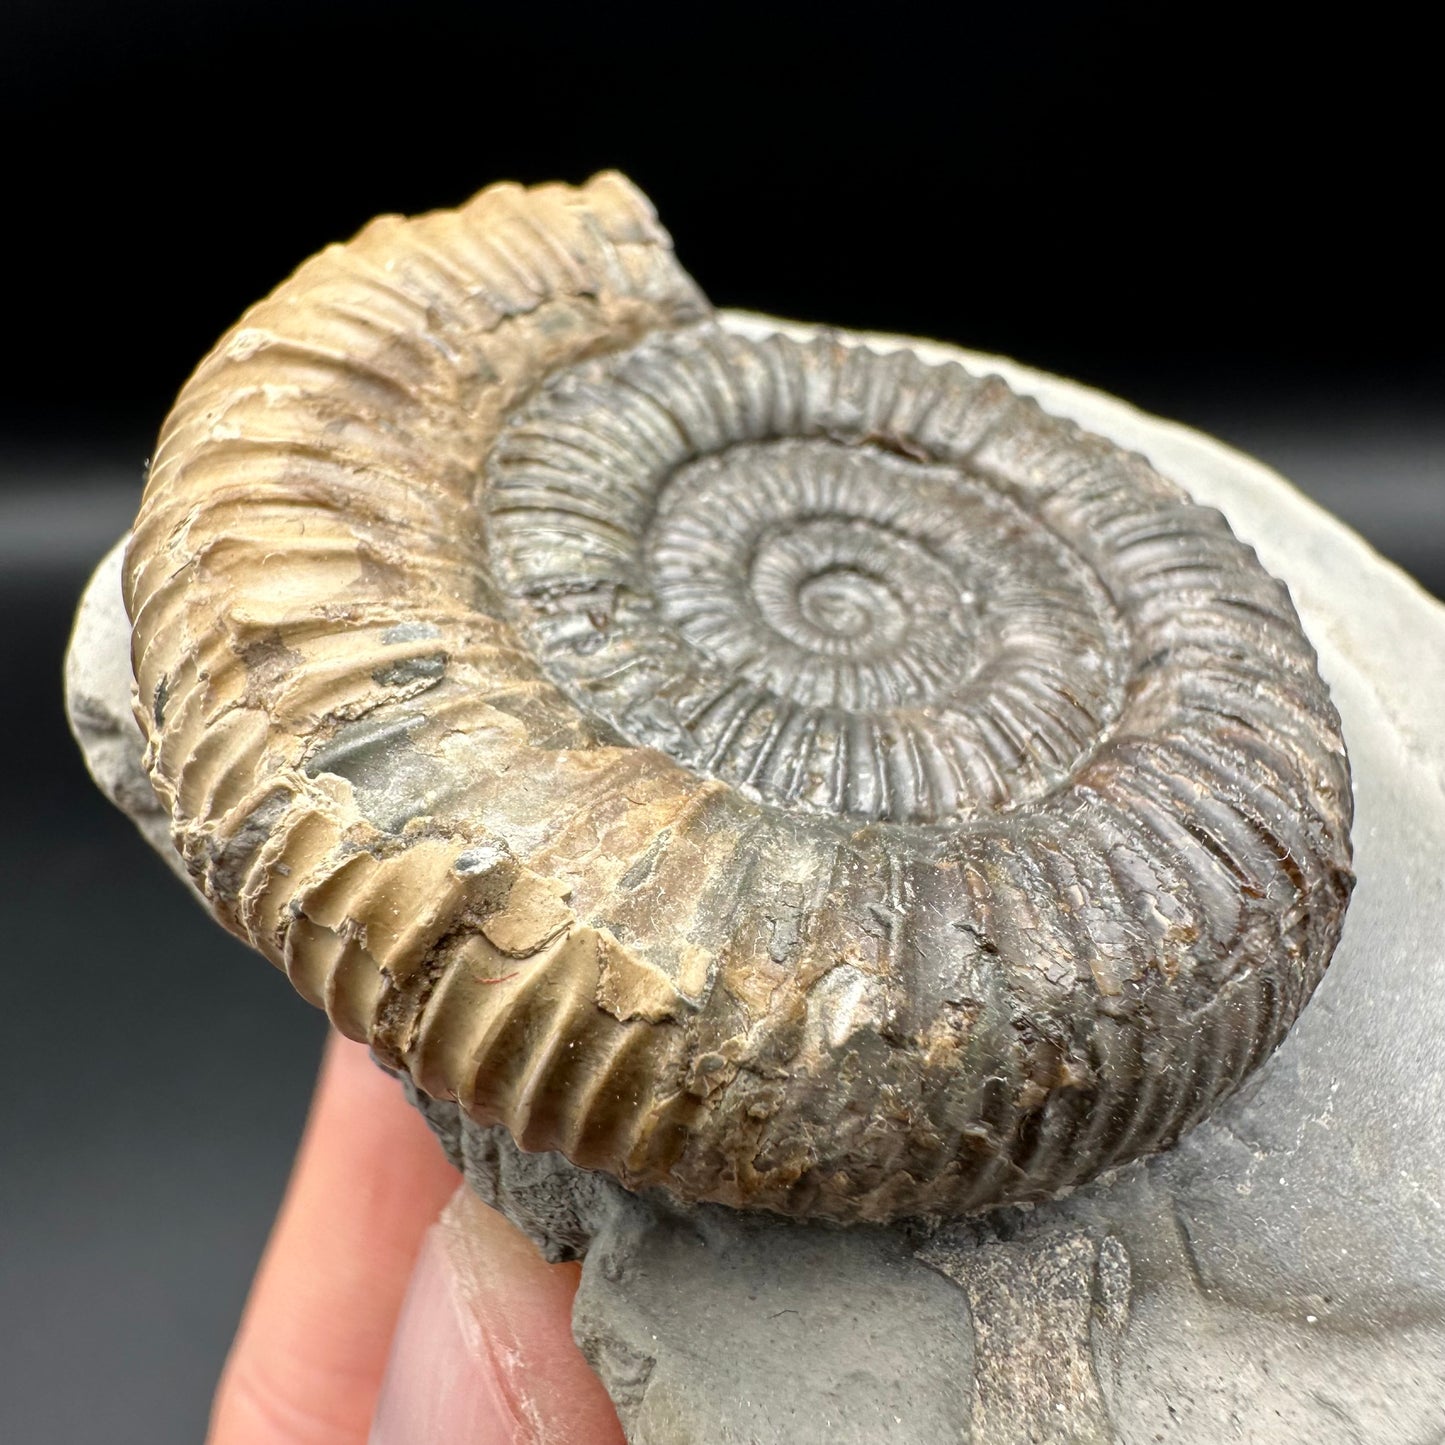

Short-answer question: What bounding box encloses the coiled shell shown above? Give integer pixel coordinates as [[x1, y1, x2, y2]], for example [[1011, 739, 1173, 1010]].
[[125, 173, 1353, 1222]]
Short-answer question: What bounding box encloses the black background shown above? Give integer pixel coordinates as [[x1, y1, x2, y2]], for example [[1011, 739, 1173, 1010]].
[[1, 5, 1440, 1442], [4, 3, 1442, 453]]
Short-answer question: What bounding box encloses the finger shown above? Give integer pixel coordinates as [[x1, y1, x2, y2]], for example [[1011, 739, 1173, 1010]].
[[370, 1185, 628, 1445], [208, 1032, 460, 1445]]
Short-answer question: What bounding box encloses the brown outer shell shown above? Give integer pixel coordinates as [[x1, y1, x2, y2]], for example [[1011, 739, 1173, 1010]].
[[125, 173, 1354, 1222]]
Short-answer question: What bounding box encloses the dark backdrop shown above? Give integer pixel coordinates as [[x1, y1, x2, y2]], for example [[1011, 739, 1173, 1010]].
[[2, 5, 1440, 1442], [5, 2, 1442, 453]]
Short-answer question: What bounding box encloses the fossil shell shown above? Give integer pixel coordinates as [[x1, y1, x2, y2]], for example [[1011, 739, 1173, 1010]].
[[124, 172, 1353, 1222]]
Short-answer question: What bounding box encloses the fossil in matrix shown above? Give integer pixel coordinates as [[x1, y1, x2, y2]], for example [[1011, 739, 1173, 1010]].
[[121, 172, 1354, 1223]]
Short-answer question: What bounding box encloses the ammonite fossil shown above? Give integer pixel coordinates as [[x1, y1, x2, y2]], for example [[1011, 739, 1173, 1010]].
[[124, 172, 1354, 1223]]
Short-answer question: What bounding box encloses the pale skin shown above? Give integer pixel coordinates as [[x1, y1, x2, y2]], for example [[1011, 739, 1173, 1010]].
[[207, 1032, 627, 1445]]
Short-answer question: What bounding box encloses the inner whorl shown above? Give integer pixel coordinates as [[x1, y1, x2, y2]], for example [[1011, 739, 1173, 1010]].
[[486, 331, 1134, 824]]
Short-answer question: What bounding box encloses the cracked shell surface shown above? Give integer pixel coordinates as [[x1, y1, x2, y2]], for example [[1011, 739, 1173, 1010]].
[[123, 172, 1354, 1222]]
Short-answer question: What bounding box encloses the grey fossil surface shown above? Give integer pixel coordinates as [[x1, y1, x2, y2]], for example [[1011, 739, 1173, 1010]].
[[69, 316, 1445, 1443]]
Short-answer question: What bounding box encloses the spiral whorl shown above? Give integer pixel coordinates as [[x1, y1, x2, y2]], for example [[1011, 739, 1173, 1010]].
[[121, 174, 1353, 1223], [487, 331, 1131, 824]]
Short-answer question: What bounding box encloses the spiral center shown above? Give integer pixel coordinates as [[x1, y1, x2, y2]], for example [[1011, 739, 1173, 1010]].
[[748, 519, 917, 666], [649, 456, 978, 712], [795, 569, 889, 642]]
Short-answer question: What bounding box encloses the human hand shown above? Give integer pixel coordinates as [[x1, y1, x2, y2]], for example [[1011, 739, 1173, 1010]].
[[206, 1031, 627, 1444]]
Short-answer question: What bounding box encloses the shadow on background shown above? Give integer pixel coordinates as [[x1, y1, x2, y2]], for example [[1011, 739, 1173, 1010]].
[[1, 4, 1439, 1442]]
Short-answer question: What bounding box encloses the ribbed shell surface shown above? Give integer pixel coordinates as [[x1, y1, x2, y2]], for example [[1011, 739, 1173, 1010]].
[[124, 172, 1354, 1222]]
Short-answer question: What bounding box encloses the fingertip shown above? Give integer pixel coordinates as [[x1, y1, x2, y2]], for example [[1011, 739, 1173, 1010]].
[[370, 1187, 626, 1445]]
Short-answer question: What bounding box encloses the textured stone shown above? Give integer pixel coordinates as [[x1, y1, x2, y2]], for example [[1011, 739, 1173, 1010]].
[[67, 315, 1445, 1443], [65, 537, 197, 895]]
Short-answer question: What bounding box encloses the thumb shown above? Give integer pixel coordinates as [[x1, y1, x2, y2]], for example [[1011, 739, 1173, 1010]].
[[369, 1185, 626, 1444]]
